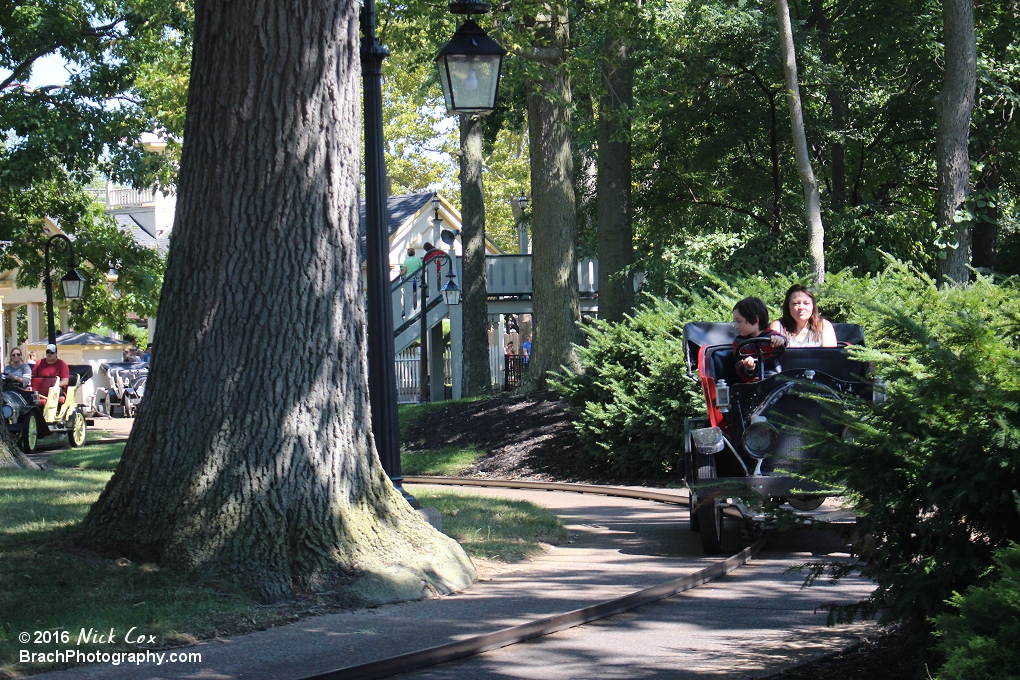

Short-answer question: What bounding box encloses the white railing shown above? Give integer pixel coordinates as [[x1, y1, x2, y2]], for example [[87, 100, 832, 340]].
[[394, 347, 451, 404], [484, 255, 599, 296], [486, 255, 532, 296], [85, 187, 155, 208]]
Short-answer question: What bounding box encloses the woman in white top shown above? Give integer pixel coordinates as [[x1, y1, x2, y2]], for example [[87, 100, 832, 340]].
[[769, 284, 838, 348]]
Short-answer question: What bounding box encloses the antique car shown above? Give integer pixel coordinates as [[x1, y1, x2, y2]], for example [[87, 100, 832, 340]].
[[682, 321, 877, 554], [3, 365, 93, 454], [95, 362, 147, 418]]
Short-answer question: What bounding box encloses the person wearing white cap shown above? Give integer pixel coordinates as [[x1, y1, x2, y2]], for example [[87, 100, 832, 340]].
[[32, 343, 70, 397]]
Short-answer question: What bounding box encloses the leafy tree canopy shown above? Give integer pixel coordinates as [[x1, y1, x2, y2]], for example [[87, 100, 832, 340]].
[[0, 0, 190, 332]]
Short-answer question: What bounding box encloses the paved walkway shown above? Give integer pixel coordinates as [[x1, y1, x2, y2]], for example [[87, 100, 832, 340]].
[[31, 484, 877, 680], [88, 416, 134, 441]]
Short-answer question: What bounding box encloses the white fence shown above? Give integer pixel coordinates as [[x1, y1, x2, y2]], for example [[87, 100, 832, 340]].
[[394, 347, 452, 404]]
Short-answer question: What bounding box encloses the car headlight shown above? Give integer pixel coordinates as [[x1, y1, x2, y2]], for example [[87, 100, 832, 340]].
[[742, 416, 779, 459], [2, 404, 13, 420]]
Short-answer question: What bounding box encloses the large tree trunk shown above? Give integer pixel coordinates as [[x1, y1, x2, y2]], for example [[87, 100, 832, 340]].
[[77, 0, 475, 604], [596, 25, 635, 324], [519, 3, 581, 390], [775, 0, 826, 284], [934, 0, 977, 285], [459, 115, 491, 397], [0, 428, 39, 469]]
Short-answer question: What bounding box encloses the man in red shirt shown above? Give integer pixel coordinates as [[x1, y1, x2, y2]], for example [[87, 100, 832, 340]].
[[32, 343, 70, 395]]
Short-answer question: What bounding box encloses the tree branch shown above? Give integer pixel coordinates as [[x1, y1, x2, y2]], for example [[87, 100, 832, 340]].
[[511, 45, 562, 62], [680, 181, 770, 227], [0, 19, 124, 90]]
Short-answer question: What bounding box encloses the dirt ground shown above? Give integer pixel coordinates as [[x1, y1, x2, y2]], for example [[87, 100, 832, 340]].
[[404, 392, 929, 680], [403, 391, 600, 482]]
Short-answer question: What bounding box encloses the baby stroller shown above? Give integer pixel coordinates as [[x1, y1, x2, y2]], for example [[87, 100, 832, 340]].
[[96, 362, 148, 418]]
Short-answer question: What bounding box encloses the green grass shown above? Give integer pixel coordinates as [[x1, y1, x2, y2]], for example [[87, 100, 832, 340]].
[[0, 469, 267, 674], [401, 446, 483, 476], [86, 428, 118, 442], [415, 489, 568, 562], [47, 441, 480, 477], [0, 456, 565, 673], [48, 442, 126, 470]]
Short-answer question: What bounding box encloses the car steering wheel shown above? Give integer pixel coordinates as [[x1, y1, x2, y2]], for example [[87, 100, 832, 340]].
[[735, 336, 786, 381]]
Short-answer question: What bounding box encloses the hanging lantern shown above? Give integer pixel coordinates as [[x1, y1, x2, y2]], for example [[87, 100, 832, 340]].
[[435, 19, 506, 116]]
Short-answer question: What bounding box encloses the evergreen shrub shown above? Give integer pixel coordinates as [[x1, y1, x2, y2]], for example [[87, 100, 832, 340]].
[[552, 298, 699, 478], [800, 266, 1020, 632], [933, 542, 1020, 680]]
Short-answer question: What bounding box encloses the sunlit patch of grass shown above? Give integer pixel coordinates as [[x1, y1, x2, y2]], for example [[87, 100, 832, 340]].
[[413, 489, 568, 562], [49, 442, 126, 470], [0, 469, 111, 546], [401, 446, 483, 476], [86, 428, 118, 442]]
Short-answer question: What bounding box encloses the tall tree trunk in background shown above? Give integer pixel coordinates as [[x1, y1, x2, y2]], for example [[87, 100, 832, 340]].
[[0, 429, 38, 469], [775, 0, 825, 284], [971, 161, 999, 270], [77, 0, 475, 604], [596, 17, 635, 324], [519, 3, 581, 390], [934, 0, 977, 285], [459, 115, 491, 397]]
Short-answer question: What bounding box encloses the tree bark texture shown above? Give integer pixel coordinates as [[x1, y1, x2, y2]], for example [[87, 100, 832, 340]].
[[775, 0, 826, 284], [0, 427, 38, 469], [596, 29, 635, 324], [520, 4, 582, 390], [934, 0, 977, 285], [77, 0, 475, 604], [459, 116, 491, 397]]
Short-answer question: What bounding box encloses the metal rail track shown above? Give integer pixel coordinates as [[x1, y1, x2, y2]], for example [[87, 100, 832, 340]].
[[299, 477, 765, 680]]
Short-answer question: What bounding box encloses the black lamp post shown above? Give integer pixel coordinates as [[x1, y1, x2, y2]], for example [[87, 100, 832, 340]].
[[43, 234, 86, 346], [361, 0, 409, 502], [516, 193, 529, 254], [361, 0, 501, 504]]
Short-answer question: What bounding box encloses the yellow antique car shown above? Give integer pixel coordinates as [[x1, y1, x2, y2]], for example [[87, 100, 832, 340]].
[[2, 365, 92, 454]]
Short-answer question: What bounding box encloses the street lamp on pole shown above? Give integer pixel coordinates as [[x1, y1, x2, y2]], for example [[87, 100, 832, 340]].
[[43, 234, 86, 346], [361, 0, 501, 504], [516, 193, 529, 254]]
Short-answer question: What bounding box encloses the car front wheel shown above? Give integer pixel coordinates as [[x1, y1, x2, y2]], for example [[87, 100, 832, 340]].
[[787, 496, 826, 511], [697, 497, 724, 555], [19, 411, 40, 455]]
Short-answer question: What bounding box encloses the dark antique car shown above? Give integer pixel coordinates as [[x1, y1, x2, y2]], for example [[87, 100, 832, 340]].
[[682, 321, 879, 554], [3, 365, 93, 454]]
